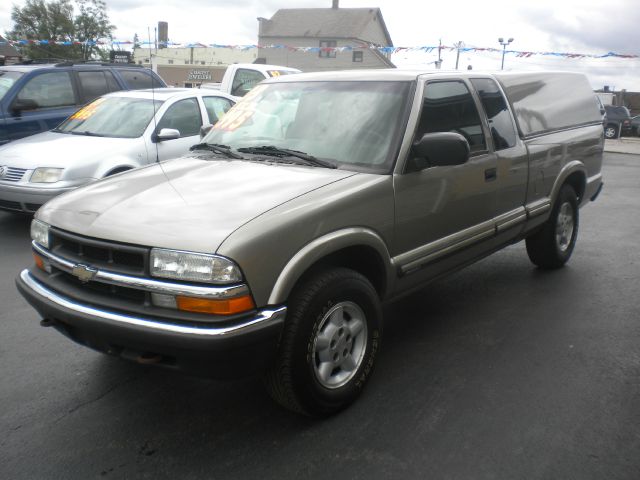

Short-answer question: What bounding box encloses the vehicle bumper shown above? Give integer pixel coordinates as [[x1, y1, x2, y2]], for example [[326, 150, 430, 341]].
[[0, 182, 76, 213], [16, 269, 286, 378]]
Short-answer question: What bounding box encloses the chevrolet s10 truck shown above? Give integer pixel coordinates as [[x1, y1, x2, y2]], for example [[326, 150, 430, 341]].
[[16, 70, 604, 416]]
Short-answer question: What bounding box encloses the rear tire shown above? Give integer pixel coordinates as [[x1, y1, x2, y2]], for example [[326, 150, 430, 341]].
[[264, 267, 382, 416], [526, 184, 579, 269]]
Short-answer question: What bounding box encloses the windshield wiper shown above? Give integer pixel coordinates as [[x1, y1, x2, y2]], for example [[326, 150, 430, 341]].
[[190, 142, 244, 159], [236, 146, 337, 169], [68, 130, 105, 137]]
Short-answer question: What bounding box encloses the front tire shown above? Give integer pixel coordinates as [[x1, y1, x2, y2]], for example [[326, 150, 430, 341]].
[[526, 184, 579, 269], [264, 267, 382, 416], [604, 124, 618, 139]]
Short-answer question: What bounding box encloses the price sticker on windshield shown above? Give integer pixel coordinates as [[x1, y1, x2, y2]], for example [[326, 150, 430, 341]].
[[70, 97, 106, 121], [214, 84, 267, 132]]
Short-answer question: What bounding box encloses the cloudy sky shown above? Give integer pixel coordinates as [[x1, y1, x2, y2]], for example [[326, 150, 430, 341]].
[[1, 0, 639, 89]]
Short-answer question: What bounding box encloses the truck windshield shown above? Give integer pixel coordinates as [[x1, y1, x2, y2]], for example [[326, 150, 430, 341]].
[[204, 81, 411, 173], [55, 96, 163, 138], [0, 71, 23, 102]]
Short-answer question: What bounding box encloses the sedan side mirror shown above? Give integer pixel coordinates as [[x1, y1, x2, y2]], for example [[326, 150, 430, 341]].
[[154, 128, 180, 142], [410, 132, 470, 169], [200, 124, 213, 139]]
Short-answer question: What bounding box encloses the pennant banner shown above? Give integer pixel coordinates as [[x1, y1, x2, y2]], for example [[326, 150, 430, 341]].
[[1, 39, 638, 60]]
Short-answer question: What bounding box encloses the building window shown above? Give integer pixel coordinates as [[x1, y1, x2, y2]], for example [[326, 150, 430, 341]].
[[184, 60, 189, 65], [319, 40, 337, 58], [201, 61, 205, 65], [353, 51, 363, 62], [168, 59, 173, 64]]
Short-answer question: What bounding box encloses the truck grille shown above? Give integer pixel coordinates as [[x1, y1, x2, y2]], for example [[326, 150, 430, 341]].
[[50, 228, 147, 276], [1, 167, 27, 182]]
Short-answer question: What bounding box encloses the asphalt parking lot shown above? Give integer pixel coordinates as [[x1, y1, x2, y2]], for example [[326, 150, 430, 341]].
[[1, 152, 639, 480]]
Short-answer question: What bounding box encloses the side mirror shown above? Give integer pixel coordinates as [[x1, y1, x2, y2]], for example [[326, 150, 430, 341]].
[[410, 132, 470, 169], [154, 128, 180, 142], [11, 98, 39, 116], [200, 123, 213, 139]]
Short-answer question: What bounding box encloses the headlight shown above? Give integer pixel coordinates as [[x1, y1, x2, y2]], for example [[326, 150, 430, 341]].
[[150, 248, 243, 284], [30, 168, 63, 183], [31, 220, 50, 248]]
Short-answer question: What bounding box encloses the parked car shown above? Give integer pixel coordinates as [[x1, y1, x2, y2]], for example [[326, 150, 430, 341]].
[[16, 70, 604, 416], [603, 104, 633, 138], [0, 88, 235, 213], [0, 62, 167, 145], [630, 115, 640, 136]]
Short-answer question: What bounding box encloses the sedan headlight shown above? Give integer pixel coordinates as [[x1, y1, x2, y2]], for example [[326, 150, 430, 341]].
[[30, 168, 63, 183], [150, 248, 243, 284], [31, 219, 50, 248]]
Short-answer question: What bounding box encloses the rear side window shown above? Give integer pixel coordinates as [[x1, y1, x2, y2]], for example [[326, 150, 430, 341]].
[[77, 71, 120, 103], [119, 69, 163, 90], [416, 80, 486, 153], [202, 96, 233, 124], [16, 72, 76, 109], [471, 78, 517, 150]]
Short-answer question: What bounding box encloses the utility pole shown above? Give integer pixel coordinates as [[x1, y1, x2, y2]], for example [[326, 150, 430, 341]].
[[435, 38, 443, 69], [454, 41, 464, 70]]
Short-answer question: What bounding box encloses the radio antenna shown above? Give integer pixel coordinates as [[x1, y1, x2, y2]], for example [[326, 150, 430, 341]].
[[148, 26, 160, 164]]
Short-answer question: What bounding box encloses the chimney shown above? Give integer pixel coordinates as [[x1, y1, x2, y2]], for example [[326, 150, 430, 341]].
[[332, 0, 339, 8]]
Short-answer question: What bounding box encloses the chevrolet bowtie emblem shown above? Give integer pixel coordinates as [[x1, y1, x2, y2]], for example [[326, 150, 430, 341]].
[[72, 264, 98, 283]]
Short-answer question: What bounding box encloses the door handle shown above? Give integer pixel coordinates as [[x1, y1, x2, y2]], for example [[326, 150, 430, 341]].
[[484, 168, 497, 182]]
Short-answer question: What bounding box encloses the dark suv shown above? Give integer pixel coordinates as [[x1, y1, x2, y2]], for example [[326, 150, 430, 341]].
[[603, 104, 632, 139], [0, 62, 166, 145]]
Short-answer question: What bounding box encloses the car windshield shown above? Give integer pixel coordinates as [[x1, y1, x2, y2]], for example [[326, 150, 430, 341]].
[[55, 96, 163, 138], [0, 71, 23, 102], [203, 81, 411, 173]]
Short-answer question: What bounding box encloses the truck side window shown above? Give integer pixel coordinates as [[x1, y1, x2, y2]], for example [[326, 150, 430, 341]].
[[231, 69, 265, 97], [15, 72, 76, 109], [156, 98, 202, 137], [471, 78, 517, 150], [416, 81, 486, 153], [119, 70, 162, 90]]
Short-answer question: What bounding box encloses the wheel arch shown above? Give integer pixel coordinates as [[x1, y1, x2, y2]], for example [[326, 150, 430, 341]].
[[550, 161, 587, 206], [267, 228, 394, 305]]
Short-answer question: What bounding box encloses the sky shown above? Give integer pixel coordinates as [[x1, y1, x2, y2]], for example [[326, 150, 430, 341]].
[[1, 0, 639, 90]]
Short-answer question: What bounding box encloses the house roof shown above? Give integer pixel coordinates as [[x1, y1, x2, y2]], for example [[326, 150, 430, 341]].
[[0, 36, 21, 57], [259, 8, 393, 47]]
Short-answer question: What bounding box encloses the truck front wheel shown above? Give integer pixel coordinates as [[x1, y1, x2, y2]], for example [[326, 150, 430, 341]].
[[526, 184, 579, 269], [264, 267, 382, 416]]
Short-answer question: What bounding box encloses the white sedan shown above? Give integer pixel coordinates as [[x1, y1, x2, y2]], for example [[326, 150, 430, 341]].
[[0, 88, 236, 214]]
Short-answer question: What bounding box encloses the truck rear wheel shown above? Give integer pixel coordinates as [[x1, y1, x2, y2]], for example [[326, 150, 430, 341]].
[[526, 184, 579, 269], [264, 267, 382, 416]]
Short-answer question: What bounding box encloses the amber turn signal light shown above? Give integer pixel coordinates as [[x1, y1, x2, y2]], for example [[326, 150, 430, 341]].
[[34, 253, 45, 271], [176, 295, 255, 315]]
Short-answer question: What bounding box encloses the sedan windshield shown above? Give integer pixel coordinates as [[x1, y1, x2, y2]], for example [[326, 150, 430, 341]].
[[56, 96, 163, 138], [0, 71, 23, 102], [203, 81, 411, 173]]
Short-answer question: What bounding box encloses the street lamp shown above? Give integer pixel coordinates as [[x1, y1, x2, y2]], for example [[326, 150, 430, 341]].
[[498, 37, 514, 70]]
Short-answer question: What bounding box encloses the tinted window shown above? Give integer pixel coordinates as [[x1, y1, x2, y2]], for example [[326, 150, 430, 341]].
[[78, 71, 120, 103], [231, 69, 265, 97], [119, 69, 162, 90], [202, 96, 233, 124], [156, 98, 202, 137], [16, 72, 76, 109], [416, 81, 486, 153], [0, 70, 23, 102], [471, 78, 517, 150]]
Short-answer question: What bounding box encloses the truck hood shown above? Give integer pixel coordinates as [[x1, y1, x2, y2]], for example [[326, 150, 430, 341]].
[[37, 156, 356, 253], [0, 131, 138, 170]]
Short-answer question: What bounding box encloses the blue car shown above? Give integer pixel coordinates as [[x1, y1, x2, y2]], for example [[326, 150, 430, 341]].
[[0, 62, 166, 145]]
